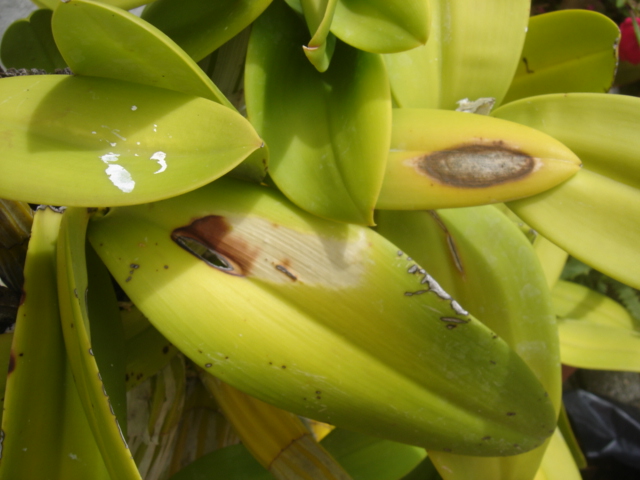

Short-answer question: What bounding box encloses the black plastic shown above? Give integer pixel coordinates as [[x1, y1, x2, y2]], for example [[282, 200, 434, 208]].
[[564, 389, 640, 471]]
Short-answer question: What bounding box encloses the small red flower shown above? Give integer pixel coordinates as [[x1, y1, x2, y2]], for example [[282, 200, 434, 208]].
[[619, 17, 640, 65]]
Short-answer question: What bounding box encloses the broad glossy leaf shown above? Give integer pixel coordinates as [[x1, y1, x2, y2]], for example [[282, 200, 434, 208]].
[[88, 178, 557, 455], [0, 9, 66, 71], [552, 280, 640, 371], [376, 108, 581, 210], [246, 1, 390, 225], [330, 0, 429, 54], [502, 10, 619, 105], [535, 430, 582, 480], [34, 0, 156, 11], [169, 444, 271, 480], [57, 208, 142, 480], [376, 206, 561, 480], [508, 170, 640, 290], [493, 93, 640, 190], [384, 0, 529, 110], [400, 458, 442, 480], [52, 0, 232, 108], [0, 75, 263, 206], [0, 208, 109, 480], [320, 429, 427, 480], [171, 427, 426, 480], [141, 0, 273, 62]]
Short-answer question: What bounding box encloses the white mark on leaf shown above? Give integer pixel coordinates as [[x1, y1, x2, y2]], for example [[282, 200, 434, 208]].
[[150, 151, 167, 174], [451, 300, 469, 316], [100, 152, 135, 193]]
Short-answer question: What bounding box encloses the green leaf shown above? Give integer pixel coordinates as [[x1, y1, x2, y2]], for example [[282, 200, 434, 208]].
[[246, 1, 391, 225], [125, 322, 179, 391], [0, 9, 66, 71], [284, 0, 304, 14], [0, 331, 12, 422], [168, 443, 271, 480], [502, 10, 619, 105], [330, 0, 429, 54], [88, 178, 557, 456], [52, 0, 232, 108], [195, 27, 269, 183], [400, 457, 442, 480], [508, 170, 640, 291], [35, 0, 157, 10], [321, 429, 427, 480], [556, 405, 587, 470], [141, 0, 273, 62], [537, 429, 582, 480], [376, 206, 561, 479], [384, 0, 529, 110], [86, 244, 128, 432], [0, 208, 110, 480], [493, 93, 640, 190], [0, 75, 263, 207], [57, 207, 142, 480], [170, 428, 428, 480], [301, 0, 338, 72], [553, 280, 640, 371]]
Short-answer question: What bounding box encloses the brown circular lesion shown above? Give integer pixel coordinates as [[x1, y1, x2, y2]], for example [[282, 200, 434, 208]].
[[171, 215, 255, 276], [416, 144, 535, 188]]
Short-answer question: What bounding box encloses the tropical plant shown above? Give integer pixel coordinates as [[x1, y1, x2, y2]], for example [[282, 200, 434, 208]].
[[0, 1, 638, 479]]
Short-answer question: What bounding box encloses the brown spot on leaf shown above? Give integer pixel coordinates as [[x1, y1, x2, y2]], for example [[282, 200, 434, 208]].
[[7, 352, 15, 374], [171, 215, 257, 276], [417, 144, 535, 188], [523, 57, 534, 74], [275, 264, 297, 281], [162, 346, 169, 354]]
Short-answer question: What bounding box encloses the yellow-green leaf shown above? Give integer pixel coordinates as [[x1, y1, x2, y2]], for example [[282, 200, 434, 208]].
[[503, 10, 619, 105], [52, 0, 232, 108], [0, 9, 66, 71], [246, 1, 390, 225], [0, 75, 263, 207]]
